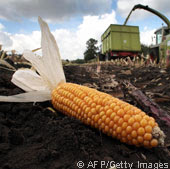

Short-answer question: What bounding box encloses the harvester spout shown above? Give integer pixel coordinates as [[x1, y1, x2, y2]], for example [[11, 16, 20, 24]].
[[124, 4, 170, 30]]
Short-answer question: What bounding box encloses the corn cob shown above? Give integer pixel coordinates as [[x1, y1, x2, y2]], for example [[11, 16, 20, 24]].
[[52, 82, 165, 148]]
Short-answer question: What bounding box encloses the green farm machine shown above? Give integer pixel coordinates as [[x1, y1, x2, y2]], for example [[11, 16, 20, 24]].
[[101, 4, 170, 63], [101, 24, 141, 60]]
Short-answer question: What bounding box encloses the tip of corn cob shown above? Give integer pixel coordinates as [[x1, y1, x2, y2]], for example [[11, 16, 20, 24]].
[[152, 126, 166, 146]]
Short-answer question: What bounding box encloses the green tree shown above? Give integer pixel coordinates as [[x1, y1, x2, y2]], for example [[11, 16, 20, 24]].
[[141, 44, 149, 56], [84, 38, 99, 62]]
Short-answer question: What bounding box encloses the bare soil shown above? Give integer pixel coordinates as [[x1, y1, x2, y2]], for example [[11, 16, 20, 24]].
[[0, 63, 170, 169]]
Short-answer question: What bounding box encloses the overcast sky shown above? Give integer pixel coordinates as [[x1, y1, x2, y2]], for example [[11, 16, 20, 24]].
[[0, 0, 170, 60]]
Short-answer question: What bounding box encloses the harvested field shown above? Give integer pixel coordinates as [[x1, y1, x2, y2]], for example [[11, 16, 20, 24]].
[[0, 63, 170, 169]]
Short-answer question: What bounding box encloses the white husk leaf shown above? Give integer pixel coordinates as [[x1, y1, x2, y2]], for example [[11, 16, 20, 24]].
[[0, 90, 51, 102], [23, 17, 66, 90], [11, 69, 50, 92], [0, 16, 66, 102]]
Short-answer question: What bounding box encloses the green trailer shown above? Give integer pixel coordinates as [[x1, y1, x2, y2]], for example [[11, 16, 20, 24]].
[[101, 24, 141, 59]]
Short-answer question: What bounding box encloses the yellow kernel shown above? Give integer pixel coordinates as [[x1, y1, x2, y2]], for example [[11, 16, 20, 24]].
[[150, 139, 158, 147], [124, 114, 131, 122], [73, 97, 78, 103], [76, 99, 81, 106], [74, 106, 79, 112], [144, 133, 152, 141], [91, 103, 96, 108], [116, 101, 122, 106], [128, 117, 135, 125], [85, 107, 90, 114], [102, 98, 108, 105], [98, 119, 102, 125], [88, 93, 95, 98], [109, 121, 114, 128], [96, 105, 101, 112], [99, 111, 105, 117], [100, 94, 107, 98], [104, 126, 109, 133], [131, 130, 137, 138], [143, 115, 150, 121], [88, 100, 93, 106], [149, 117, 155, 122], [113, 98, 119, 103], [140, 119, 147, 127], [137, 136, 144, 143], [120, 103, 127, 109], [102, 115, 107, 122], [118, 118, 124, 126], [134, 109, 141, 114], [87, 111, 92, 118], [140, 112, 146, 117], [80, 102, 85, 108], [84, 96, 89, 102], [114, 115, 119, 123], [114, 106, 120, 112], [104, 106, 110, 111], [78, 108, 81, 114], [91, 108, 96, 114], [83, 113, 87, 119], [145, 125, 152, 133], [80, 93, 86, 99], [97, 99, 103, 105], [117, 109, 124, 117], [105, 117, 110, 125], [92, 115, 95, 120], [110, 103, 116, 109], [132, 139, 138, 145], [137, 127, 145, 136], [82, 105, 87, 111], [94, 114, 100, 123], [113, 124, 118, 130], [127, 110, 133, 115], [126, 126, 132, 134], [110, 112, 116, 120], [148, 120, 155, 127], [122, 122, 128, 129], [106, 109, 112, 117], [112, 131, 117, 138], [93, 95, 99, 100], [107, 100, 113, 106], [134, 115, 142, 122], [132, 122, 140, 129], [121, 130, 127, 137], [101, 123, 105, 129], [124, 105, 130, 112], [116, 127, 122, 133], [99, 107, 104, 112], [87, 118, 91, 125]]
